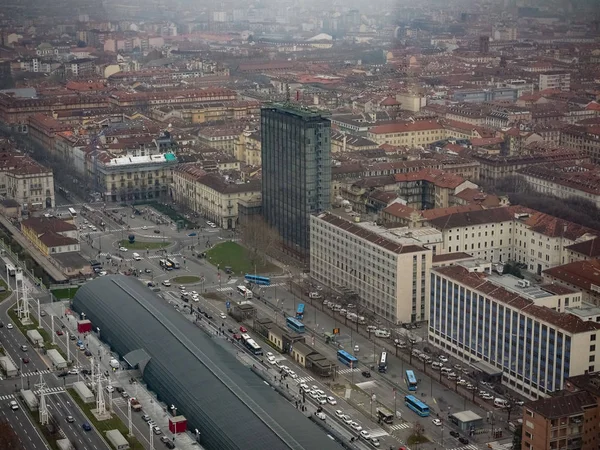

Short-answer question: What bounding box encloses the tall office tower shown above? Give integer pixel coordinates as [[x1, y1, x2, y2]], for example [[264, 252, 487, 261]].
[[261, 104, 331, 259]]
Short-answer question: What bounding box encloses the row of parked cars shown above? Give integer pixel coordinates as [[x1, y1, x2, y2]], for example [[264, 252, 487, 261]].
[[142, 414, 175, 448], [332, 409, 380, 447]]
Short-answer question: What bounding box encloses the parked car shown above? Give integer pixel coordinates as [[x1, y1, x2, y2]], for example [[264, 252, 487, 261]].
[[449, 431, 459, 438]]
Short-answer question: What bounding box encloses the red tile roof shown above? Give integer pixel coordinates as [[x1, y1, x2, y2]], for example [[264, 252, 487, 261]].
[[435, 265, 600, 334], [543, 259, 600, 293], [369, 120, 443, 135], [316, 212, 427, 255]]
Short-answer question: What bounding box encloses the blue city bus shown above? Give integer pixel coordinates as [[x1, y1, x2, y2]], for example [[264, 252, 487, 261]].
[[296, 303, 305, 320], [286, 317, 305, 333], [405, 395, 430, 417], [244, 274, 271, 286], [337, 349, 359, 367], [405, 370, 418, 391]]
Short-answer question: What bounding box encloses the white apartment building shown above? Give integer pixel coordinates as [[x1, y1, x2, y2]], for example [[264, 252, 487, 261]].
[[426, 206, 597, 275], [310, 212, 433, 324], [430, 259, 600, 399], [539, 71, 571, 92]]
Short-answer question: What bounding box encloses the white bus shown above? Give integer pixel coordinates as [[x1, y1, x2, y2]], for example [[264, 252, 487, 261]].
[[2, 257, 16, 276], [68, 207, 77, 217], [241, 334, 263, 355], [237, 285, 253, 299], [160, 259, 173, 270], [167, 257, 180, 269]]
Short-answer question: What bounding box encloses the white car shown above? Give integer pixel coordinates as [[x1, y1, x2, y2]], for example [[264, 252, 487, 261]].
[[315, 411, 326, 420], [342, 415, 353, 425], [350, 422, 363, 432], [6, 323, 13, 329], [9, 400, 19, 410], [68, 369, 79, 375], [105, 386, 115, 393], [317, 397, 327, 405], [288, 371, 298, 379], [457, 379, 468, 386], [432, 418, 442, 426], [310, 391, 320, 399], [335, 410, 345, 418], [370, 437, 381, 447], [300, 384, 310, 391], [267, 355, 276, 364], [281, 365, 291, 374], [162, 280, 171, 287], [438, 355, 449, 362], [311, 385, 318, 391], [360, 430, 371, 439], [142, 226, 148, 230], [119, 246, 128, 252], [220, 313, 227, 319], [326, 396, 337, 405]]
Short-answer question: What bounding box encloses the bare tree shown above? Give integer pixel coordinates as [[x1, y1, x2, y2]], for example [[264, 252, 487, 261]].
[[238, 217, 281, 270], [0, 420, 21, 450], [412, 421, 425, 441]]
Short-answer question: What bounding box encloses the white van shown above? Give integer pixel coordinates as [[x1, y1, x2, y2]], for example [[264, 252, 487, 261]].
[[133, 252, 141, 261], [494, 398, 508, 408], [374, 329, 391, 339], [109, 358, 120, 369]]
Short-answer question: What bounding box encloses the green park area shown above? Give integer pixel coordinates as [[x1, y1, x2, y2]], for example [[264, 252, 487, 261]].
[[50, 286, 79, 300], [68, 388, 144, 450], [170, 275, 201, 284], [205, 241, 278, 275], [119, 239, 170, 250]]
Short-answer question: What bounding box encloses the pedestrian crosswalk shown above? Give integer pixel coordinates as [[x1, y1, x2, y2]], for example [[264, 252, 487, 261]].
[[337, 368, 360, 374], [364, 428, 388, 438], [295, 376, 315, 384], [33, 387, 65, 395], [389, 422, 411, 431], [216, 286, 234, 292], [0, 394, 15, 401], [448, 445, 479, 450], [23, 370, 52, 377]]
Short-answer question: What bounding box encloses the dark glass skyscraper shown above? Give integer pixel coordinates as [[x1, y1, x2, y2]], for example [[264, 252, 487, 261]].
[[261, 104, 331, 258]]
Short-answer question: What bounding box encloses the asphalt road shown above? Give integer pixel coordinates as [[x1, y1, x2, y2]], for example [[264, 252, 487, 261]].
[[44, 391, 110, 450], [0, 382, 49, 450]]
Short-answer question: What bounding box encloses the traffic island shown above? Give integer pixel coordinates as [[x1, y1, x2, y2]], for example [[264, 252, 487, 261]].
[[68, 388, 144, 450], [118, 239, 170, 250], [170, 275, 201, 284], [206, 241, 278, 275]]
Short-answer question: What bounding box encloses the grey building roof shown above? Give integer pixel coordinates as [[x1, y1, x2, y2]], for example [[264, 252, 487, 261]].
[[72, 276, 342, 450]]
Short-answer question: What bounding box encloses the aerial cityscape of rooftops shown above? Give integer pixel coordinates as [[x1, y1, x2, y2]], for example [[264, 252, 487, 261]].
[[0, 0, 599, 449]]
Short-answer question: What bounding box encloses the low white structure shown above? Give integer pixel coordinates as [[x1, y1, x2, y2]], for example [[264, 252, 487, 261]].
[[106, 429, 129, 450], [56, 438, 73, 450], [73, 381, 94, 403], [20, 389, 39, 411], [26, 329, 44, 347], [47, 349, 67, 369], [0, 356, 18, 376]]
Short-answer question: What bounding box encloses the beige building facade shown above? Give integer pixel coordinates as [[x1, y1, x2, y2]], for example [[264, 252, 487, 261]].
[[310, 212, 432, 324]]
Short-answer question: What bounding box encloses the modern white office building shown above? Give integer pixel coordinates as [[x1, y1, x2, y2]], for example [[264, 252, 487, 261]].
[[429, 259, 600, 399], [310, 211, 433, 324]]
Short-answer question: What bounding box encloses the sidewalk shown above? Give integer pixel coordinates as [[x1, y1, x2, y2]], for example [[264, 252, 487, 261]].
[[0, 215, 67, 283]]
